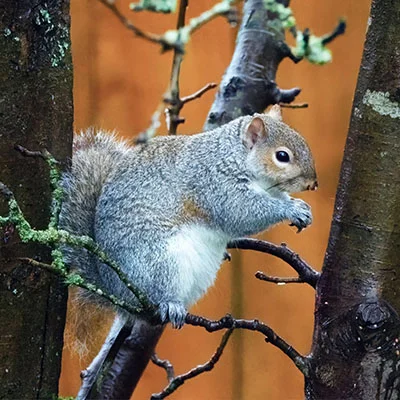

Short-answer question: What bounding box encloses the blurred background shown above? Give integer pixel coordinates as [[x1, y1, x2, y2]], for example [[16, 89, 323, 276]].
[[60, 1, 372, 398]]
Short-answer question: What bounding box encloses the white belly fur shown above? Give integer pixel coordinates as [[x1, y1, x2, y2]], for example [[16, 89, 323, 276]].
[[167, 224, 229, 306]]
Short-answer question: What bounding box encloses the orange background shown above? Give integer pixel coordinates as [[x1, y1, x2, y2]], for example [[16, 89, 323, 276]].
[[60, 1, 372, 399]]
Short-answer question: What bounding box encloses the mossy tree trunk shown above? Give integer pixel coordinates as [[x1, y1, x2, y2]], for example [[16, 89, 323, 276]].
[[306, 0, 400, 397], [0, 1, 73, 399]]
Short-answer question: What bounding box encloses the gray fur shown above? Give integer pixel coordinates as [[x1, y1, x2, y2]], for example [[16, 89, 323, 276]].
[[59, 115, 316, 328]]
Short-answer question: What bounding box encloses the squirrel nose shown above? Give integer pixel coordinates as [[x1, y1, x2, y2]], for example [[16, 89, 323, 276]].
[[307, 181, 318, 191]]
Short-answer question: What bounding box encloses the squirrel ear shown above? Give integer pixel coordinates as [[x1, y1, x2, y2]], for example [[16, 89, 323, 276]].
[[268, 104, 282, 121], [243, 116, 268, 150]]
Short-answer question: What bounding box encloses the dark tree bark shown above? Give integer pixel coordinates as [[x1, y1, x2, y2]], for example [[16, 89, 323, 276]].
[[306, 0, 400, 398], [0, 1, 72, 399], [205, 0, 299, 130]]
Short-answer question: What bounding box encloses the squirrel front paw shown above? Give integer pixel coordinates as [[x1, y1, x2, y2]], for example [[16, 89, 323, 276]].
[[287, 198, 312, 233], [158, 301, 187, 329]]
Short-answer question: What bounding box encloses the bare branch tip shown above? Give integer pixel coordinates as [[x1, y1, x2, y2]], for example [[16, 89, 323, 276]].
[[0, 182, 13, 200]]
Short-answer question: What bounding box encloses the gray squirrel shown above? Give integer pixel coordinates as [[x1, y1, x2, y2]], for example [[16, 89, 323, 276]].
[[59, 106, 317, 328]]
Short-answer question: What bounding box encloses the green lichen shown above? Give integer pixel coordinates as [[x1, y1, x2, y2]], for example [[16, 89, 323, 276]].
[[0, 149, 154, 316], [34, 6, 70, 67], [35, 8, 54, 32], [46, 154, 64, 228], [65, 273, 84, 286], [161, 0, 233, 47], [264, 0, 296, 29], [362, 90, 400, 119], [8, 199, 34, 241], [51, 248, 66, 271], [130, 0, 177, 13], [292, 31, 332, 65], [4, 28, 11, 37]]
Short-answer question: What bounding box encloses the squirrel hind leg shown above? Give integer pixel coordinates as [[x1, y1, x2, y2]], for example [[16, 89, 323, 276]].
[[158, 301, 187, 329]]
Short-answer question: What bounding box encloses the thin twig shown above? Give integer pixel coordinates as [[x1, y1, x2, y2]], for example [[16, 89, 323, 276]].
[[164, 0, 235, 134], [165, 0, 188, 135], [185, 313, 310, 377], [151, 329, 233, 399], [180, 83, 217, 104], [98, 0, 177, 51], [255, 271, 304, 285], [321, 18, 346, 45], [14, 145, 63, 228], [280, 102, 308, 109], [227, 238, 320, 288], [151, 353, 175, 383], [18, 257, 140, 314], [14, 145, 49, 161]]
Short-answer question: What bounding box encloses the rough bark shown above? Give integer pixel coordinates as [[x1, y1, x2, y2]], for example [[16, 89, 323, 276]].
[[205, 0, 298, 130], [0, 1, 73, 399], [306, 0, 400, 398]]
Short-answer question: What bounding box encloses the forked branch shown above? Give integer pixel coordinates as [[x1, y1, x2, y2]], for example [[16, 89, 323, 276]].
[[151, 329, 233, 399], [228, 238, 320, 288], [185, 313, 309, 376]]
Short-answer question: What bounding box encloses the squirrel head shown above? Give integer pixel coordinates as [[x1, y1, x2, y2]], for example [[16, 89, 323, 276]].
[[242, 105, 318, 195]]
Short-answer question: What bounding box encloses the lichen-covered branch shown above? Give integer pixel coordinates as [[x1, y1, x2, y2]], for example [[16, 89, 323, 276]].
[[14, 145, 63, 229], [164, 0, 236, 134], [0, 176, 154, 314], [19, 257, 140, 314], [205, 0, 346, 129], [98, 0, 177, 51], [291, 19, 346, 65], [151, 329, 233, 399], [100, 0, 237, 54], [130, 0, 177, 13]]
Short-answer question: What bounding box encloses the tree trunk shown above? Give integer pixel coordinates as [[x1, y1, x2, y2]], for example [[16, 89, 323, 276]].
[[0, 1, 73, 399], [306, 0, 400, 398]]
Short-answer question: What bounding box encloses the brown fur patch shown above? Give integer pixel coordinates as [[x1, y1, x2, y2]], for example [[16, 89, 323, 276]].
[[177, 197, 210, 225]]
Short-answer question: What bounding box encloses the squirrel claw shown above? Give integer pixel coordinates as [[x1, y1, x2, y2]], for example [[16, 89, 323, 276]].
[[158, 302, 187, 329], [287, 198, 312, 233], [289, 223, 304, 233]]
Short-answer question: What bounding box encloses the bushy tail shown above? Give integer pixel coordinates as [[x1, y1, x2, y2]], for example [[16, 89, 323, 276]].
[[60, 129, 130, 244], [60, 129, 130, 355]]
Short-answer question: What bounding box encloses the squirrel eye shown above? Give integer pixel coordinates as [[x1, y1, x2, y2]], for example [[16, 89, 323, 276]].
[[275, 150, 290, 163]]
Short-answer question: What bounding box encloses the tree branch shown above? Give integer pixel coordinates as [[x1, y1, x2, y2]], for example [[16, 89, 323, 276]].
[[151, 353, 175, 383], [164, 0, 236, 134], [185, 313, 309, 376], [321, 18, 346, 46], [151, 329, 233, 399], [14, 145, 62, 229], [180, 82, 217, 105], [0, 179, 154, 313], [98, 0, 176, 51], [205, 0, 302, 130], [255, 271, 304, 285], [280, 102, 308, 109], [228, 238, 320, 288]]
